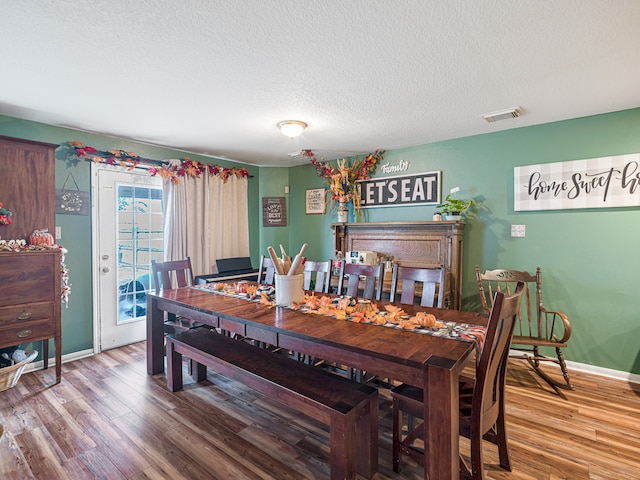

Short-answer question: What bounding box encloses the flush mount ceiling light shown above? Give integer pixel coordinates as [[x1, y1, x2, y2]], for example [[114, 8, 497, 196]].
[[277, 120, 307, 138], [481, 107, 524, 123]]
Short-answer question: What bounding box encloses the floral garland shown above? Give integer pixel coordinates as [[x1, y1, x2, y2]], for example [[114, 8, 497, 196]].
[[305, 149, 384, 212], [65, 142, 249, 184], [0, 202, 13, 225]]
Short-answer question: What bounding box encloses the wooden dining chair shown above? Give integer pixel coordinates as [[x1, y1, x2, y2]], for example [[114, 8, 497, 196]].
[[391, 282, 525, 479], [151, 257, 204, 376], [337, 262, 385, 300], [257, 255, 276, 285], [332, 262, 385, 382], [302, 260, 332, 293], [151, 257, 202, 333], [390, 264, 445, 307], [475, 265, 573, 391]]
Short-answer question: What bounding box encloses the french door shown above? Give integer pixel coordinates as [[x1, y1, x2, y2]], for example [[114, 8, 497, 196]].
[[92, 165, 163, 351]]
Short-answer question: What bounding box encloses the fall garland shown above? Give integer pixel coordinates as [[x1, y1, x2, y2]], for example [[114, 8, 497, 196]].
[[64, 142, 249, 183]]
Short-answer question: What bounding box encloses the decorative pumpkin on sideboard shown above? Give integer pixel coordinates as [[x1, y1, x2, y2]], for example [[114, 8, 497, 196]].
[[29, 229, 55, 246]]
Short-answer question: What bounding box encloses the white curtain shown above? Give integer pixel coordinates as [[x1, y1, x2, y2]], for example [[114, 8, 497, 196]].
[[163, 171, 249, 276]]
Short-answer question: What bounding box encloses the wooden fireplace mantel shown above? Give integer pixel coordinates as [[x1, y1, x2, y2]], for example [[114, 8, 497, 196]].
[[332, 221, 465, 309]]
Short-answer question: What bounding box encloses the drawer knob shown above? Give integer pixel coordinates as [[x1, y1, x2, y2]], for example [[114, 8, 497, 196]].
[[17, 312, 32, 320], [16, 329, 32, 338]]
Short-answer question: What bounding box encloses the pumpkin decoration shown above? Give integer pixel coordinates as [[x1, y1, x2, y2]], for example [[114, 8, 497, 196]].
[[410, 312, 438, 328], [29, 229, 55, 246]]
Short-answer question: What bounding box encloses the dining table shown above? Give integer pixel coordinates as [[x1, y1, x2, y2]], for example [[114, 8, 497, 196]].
[[146, 285, 488, 480]]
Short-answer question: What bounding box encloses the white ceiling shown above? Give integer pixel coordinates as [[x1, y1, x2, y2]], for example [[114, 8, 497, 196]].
[[1, 1, 639, 167]]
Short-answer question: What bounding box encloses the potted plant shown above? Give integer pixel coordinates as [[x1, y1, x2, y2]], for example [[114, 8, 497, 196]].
[[436, 194, 475, 220]]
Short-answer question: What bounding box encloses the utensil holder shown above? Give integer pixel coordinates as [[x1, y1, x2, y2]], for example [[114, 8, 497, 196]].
[[275, 274, 304, 306]]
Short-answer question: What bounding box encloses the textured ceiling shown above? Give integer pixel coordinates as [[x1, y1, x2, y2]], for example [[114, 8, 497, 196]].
[[1, 1, 639, 166]]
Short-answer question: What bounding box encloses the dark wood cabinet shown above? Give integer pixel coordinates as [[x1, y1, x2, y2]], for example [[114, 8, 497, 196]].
[[0, 136, 56, 240], [0, 136, 61, 383], [0, 250, 62, 383], [333, 221, 465, 309]]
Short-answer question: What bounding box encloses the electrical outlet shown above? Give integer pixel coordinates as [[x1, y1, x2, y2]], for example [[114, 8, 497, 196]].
[[511, 225, 526, 238], [55, 226, 61, 239]]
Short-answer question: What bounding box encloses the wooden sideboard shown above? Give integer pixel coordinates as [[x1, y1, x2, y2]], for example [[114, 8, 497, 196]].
[[0, 250, 62, 383], [0, 135, 60, 383], [333, 221, 465, 309]]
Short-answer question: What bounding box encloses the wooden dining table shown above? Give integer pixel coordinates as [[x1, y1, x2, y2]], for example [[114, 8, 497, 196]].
[[146, 286, 488, 480]]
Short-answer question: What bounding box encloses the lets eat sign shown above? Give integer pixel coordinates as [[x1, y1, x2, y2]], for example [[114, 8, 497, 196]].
[[357, 170, 441, 208]]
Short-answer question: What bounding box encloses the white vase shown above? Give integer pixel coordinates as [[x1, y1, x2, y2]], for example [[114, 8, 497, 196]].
[[337, 203, 349, 223]]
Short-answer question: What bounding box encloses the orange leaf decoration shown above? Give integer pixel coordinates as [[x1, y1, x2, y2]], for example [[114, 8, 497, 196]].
[[384, 304, 407, 319], [399, 320, 417, 330]]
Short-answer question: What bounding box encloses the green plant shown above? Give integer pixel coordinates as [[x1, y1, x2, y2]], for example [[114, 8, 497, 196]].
[[436, 194, 475, 215]]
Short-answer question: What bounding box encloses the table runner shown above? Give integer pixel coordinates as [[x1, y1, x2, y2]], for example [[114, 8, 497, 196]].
[[192, 283, 487, 351]]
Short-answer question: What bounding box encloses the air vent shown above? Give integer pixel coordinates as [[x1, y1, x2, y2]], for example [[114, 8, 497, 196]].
[[481, 107, 523, 123]]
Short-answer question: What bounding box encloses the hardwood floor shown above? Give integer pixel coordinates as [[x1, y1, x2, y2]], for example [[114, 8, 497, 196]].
[[1, 341, 639, 479]]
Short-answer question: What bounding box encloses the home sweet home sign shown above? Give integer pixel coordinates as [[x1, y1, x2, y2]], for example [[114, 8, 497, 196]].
[[514, 153, 640, 211]]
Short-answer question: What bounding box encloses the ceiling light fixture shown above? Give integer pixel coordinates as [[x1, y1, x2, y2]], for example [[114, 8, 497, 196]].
[[481, 107, 523, 123], [277, 120, 307, 138]]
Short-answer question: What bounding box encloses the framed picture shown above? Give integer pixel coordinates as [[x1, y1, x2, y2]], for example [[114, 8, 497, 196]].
[[262, 196, 287, 226], [305, 188, 326, 214]]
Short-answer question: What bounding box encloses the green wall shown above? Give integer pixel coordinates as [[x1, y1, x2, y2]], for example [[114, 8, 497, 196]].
[[288, 108, 640, 375], [3, 108, 640, 376], [0, 114, 260, 356]]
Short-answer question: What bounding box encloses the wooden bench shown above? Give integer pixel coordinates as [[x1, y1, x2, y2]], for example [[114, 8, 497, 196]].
[[165, 329, 378, 480]]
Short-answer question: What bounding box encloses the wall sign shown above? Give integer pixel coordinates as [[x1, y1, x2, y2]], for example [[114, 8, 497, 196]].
[[357, 171, 441, 208], [262, 197, 287, 226], [514, 153, 640, 211], [55, 173, 89, 215], [305, 188, 326, 214]]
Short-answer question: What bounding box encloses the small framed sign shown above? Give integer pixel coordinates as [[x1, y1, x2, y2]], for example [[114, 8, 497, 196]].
[[262, 197, 287, 227], [305, 188, 326, 214], [55, 173, 89, 215]]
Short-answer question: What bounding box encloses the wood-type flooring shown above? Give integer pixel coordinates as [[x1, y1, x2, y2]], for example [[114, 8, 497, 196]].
[[0, 341, 639, 479]]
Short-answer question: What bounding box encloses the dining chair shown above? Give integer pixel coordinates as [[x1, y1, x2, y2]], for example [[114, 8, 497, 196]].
[[151, 257, 203, 376], [475, 265, 573, 391], [331, 262, 385, 382], [391, 282, 525, 479], [257, 255, 276, 285], [151, 257, 201, 333], [390, 264, 445, 307], [337, 262, 385, 301], [302, 260, 332, 293]]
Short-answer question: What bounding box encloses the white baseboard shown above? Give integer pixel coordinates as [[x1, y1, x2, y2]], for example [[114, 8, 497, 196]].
[[510, 349, 640, 385], [21, 348, 95, 374], [565, 360, 640, 385]]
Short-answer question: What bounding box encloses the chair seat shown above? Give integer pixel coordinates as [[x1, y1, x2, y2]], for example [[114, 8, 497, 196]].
[[512, 336, 567, 348], [164, 318, 203, 334]]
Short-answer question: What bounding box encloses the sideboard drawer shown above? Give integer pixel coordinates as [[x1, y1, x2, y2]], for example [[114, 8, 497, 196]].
[[0, 320, 56, 345], [0, 253, 57, 307], [0, 303, 55, 327]]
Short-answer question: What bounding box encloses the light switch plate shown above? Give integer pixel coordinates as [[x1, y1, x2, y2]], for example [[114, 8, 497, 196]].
[[55, 226, 61, 239], [511, 224, 526, 237]]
